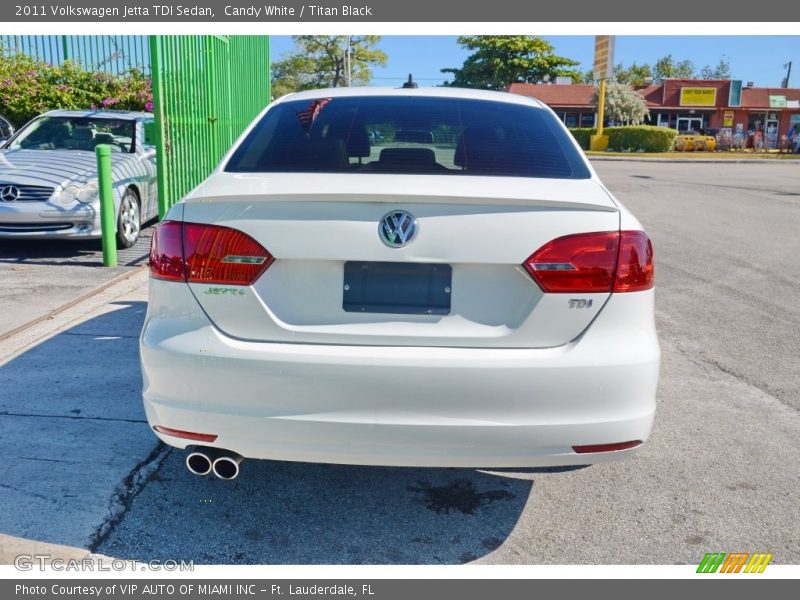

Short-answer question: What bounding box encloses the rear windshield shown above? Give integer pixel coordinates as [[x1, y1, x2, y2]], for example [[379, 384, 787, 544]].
[[225, 95, 590, 179]]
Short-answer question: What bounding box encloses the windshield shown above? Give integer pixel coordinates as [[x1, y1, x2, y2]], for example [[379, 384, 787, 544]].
[[225, 96, 590, 179], [8, 116, 136, 153]]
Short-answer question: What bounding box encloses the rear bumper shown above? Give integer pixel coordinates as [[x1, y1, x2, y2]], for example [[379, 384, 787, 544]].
[[140, 281, 660, 468]]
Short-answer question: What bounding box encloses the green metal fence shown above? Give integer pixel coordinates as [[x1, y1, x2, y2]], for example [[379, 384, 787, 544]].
[[149, 35, 271, 218], [0, 35, 149, 74]]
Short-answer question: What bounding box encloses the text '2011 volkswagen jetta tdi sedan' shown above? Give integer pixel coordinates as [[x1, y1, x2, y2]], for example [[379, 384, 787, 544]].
[[142, 86, 659, 480]]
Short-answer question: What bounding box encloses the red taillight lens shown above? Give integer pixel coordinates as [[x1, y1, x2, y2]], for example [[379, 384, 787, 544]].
[[524, 231, 619, 293], [153, 425, 218, 443], [149, 221, 185, 281], [148, 221, 273, 286], [572, 440, 643, 454], [183, 223, 273, 285], [614, 230, 654, 292], [523, 230, 654, 294]]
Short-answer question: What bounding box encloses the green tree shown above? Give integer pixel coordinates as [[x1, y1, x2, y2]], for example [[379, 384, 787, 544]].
[[594, 81, 650, 125], [699, 56, 731, 79], [614, 62, 654, 86], [271, 36, 387, 99], [653, 54, 695, 81], [441, 36, 581, 90]]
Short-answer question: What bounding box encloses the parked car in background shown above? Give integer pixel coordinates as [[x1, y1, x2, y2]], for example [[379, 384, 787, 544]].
[[143, 87, 659, 480], [0, 114, 14, 144], [0, 110, 158, 248]]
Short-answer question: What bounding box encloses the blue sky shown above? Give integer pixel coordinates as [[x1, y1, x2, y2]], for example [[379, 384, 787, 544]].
[[270, 36, 800, 88]]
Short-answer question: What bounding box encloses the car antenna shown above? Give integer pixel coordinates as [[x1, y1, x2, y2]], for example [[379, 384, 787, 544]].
[[401, 74, 418, 89]]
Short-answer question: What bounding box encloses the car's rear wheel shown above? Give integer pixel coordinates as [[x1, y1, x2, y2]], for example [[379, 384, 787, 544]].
[[116, 188, 140, 249]]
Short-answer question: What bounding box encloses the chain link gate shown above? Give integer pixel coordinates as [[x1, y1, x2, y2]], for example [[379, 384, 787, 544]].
[[148, 35, 271, 218]]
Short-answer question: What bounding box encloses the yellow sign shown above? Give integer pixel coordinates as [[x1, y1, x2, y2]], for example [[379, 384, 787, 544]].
[[680, 87, 717, 106], [593, 35, 615, 81], [723, 111, 734, 127]]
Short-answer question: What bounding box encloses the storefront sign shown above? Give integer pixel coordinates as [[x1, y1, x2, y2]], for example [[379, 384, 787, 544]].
[[592, 35, 615, 81], [769, 95, 787, 108], [680, 87, 717, 106], [723, 111, 734, 127]]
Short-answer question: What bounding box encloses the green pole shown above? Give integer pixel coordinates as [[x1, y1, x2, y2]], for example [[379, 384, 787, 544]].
[[149, 35, 169, 219], [95, 144, 117, 267]]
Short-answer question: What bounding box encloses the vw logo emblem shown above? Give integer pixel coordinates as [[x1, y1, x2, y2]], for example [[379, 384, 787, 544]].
[[379, 210, 418, 248], [0, 185, 20, 202]]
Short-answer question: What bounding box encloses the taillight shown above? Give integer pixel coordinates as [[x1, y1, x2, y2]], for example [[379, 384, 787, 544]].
[[614, 231, 654, 292], [149, 221, 185, 282], [523, 230, 653, 293], [183, 223, 273, 285], [524, 232, 619, 293], [149, 221, 273, 286]]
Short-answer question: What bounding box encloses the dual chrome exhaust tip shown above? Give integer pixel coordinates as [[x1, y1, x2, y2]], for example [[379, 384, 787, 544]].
[[186, 448, 243, 480]]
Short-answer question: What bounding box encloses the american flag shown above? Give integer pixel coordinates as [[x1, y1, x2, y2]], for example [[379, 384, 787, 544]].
[[296, 98, 332, 133]]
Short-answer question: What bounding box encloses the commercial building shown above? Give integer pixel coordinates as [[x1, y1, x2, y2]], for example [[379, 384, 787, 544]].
[[507, 79, 800, 149]]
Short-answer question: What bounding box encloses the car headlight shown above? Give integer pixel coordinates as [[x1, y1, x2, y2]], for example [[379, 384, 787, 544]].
[[60, 181, 98, 205]]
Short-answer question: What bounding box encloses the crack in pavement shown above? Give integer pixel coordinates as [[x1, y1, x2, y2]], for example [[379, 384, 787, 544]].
[[657, 331, 798, 413], [88, 443, 172, 553], [0, 411, 148, 424], [0, 483, 61, 505]]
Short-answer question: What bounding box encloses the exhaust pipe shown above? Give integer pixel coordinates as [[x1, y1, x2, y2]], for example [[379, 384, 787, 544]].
[[186, 449, 216, 476], [212, 452, 243, 480]]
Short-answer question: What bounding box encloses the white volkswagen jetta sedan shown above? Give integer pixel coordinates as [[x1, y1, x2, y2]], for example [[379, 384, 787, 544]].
[[142, 87, 659, 480]]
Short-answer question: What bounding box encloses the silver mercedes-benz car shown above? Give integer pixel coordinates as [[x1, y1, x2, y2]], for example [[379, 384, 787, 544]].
[[0, 109, 158, 248]]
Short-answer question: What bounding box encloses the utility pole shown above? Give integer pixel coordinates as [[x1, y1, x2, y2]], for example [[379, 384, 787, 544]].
[[590, 35, 614, 152], [345, 36, 352, 87], [782, 62, 792, 88]]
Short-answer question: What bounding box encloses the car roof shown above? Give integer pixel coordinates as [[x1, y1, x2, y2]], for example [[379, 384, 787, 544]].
[[42, 109, 153, 120], [275, 86, 547, 109]]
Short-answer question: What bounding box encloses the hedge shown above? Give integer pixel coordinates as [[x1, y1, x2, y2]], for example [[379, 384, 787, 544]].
[[0, 53, 152, 127], [607, 126, 678, 152], [569, 125, 678, 153], [568, 127, 596, 150]]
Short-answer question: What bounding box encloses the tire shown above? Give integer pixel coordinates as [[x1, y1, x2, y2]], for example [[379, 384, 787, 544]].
[[116, 188, 141, 249]]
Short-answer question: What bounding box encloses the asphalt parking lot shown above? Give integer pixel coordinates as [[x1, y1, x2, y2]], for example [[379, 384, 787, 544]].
[[0, 161, 798, 565]]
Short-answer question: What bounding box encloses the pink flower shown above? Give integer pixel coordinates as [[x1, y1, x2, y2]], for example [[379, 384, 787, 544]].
[[144, 101, 154, 112]]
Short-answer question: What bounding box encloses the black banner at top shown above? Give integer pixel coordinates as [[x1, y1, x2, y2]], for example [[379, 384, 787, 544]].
[[3, 0, 800, 22]]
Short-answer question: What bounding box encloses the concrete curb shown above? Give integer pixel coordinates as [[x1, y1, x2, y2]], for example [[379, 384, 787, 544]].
[[0, 267, 149, 365], [0, 534, 111, 566], [0, 266, 147, 344]]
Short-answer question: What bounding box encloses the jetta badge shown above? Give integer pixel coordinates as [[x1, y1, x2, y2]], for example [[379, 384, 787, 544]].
[[379, 210, 418, 248], [0, 185, 20, 202]]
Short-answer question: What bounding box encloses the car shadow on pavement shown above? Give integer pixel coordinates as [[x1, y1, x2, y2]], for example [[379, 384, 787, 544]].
[[99, 450, 537, 565], [0, 297, 546, 565], [0, 300, 154, 554]]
